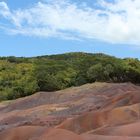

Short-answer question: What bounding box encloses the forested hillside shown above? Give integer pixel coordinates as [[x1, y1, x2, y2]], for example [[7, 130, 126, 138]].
[[0, 52, 140, 101]]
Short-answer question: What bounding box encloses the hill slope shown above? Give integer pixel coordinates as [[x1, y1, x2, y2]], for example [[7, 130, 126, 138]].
[[0, 82, 140, 139], [0, 52, 140, 101]]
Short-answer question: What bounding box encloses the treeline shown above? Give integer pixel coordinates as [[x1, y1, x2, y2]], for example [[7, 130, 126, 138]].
[[0, 52, 140, 101]]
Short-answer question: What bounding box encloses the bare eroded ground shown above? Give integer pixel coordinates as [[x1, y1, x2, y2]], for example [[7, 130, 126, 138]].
[[0, 82, 140, 140]]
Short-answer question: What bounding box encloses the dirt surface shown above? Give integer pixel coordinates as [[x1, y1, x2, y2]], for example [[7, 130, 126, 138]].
[[0, 82, 140, 140]]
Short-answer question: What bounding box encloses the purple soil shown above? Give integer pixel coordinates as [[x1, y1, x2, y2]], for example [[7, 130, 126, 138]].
[[0, 82, 140, 139]]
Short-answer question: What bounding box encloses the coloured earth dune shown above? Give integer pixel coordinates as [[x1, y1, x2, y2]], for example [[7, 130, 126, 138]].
[[0, 82, 140, 140]]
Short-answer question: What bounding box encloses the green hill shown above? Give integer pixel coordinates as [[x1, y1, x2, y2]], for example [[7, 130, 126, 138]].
[[0, 52, 140, 101]]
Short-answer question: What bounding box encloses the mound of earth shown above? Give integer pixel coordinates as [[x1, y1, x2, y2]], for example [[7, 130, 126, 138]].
[[0, 127, 84, 140], [0, 82, 140, 139], [57, 103, 140, 134], [81, 134, 140, 140]]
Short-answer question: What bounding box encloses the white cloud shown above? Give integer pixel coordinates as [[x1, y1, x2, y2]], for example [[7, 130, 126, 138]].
[[0, 1, 10, 17], [0, 0, 140, 45]]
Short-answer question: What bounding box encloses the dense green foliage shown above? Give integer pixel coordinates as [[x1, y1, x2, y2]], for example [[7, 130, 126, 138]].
[[0, 52, 140, 101]]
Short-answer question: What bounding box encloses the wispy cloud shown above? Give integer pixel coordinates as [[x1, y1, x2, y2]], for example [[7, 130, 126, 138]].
[[0, 0, 140, 45]]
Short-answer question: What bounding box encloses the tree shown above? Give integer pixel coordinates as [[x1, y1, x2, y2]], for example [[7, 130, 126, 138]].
[[87, 64, 104, 82]]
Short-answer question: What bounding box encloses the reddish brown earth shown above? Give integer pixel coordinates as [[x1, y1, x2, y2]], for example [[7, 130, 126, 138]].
[[0, 82, 140, 140]]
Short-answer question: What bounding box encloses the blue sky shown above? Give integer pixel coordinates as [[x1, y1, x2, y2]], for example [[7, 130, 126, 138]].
[[0, 0, 140, 58]]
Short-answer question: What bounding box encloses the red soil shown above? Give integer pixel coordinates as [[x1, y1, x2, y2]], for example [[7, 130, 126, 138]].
[[0, 82, 140, 139]]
